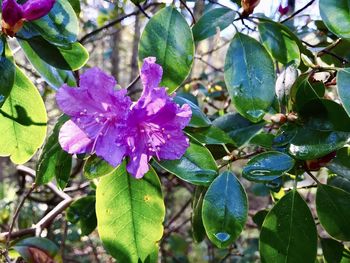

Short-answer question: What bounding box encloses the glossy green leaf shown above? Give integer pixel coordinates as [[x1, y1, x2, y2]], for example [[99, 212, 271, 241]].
[[174, 96, 211, 128], [18, 39, 76, 89], [260, 190, 317, 263], [191, 186, 206, 243], [328, 176, 350, 194], [96, 162, 165, 263], [252, 209, 269, 229], [249, 133, 275, 148], [321, 238, 344, 263], [224, 33, 276, 122], [258, 20, 300, 65], [243, 151, 295, 182], [316, 184, 350, 241], [68, 0, 81, 15], [202, 171, 248, 248], [19, 37, 88, 71], [83, 155, 116, 180], [213, 113, 265, 147], [139, 6, 194, 93], [0, 57, 15, 107], [192, 8, 236, 41], [185, 126, 234, 145], [67, 196, 96, 236], [337, 68, 350, 117], [328, 147, 350, 180], [319, 0, 350, 39], [299, 99, 350, 132], [288, 127, 349, 160], [31, 0, 79, 45], [156, 141, 218, 186], [36, 116, 71, 188], [0, 67, 47, 164], [13, 237, 60, 263]]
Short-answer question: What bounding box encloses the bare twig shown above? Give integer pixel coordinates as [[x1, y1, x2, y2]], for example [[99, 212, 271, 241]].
[[179, 0, 196, 25], [281, 0, 315, 23]]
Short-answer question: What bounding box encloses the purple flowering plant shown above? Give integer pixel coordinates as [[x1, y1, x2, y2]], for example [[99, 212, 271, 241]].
[[56, 57, 192, 178], [1, 0, 55, 36]]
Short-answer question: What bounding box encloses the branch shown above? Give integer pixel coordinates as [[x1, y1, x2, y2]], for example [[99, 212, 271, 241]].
[[179, 0, 196, 26], [281, 0, 315, 23]]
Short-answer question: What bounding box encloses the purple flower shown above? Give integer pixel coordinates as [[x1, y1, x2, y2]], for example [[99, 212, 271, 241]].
[[278, 4, 289, 16], [56, 58, 192, 178], [1, 0, 55, 36], [56, 68, 132, 167]]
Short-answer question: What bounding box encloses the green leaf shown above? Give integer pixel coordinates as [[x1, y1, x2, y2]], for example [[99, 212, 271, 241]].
[[30, 0, 79, 45], [260, 190, 317, 263], [185, 126, 234, 145], [19, 37, 88, 71], [316, 184, 350, 241], [212, 113, 265, 147], [252, 209, 269, 229], [328, 176, 350, 194], [249, 133, 275, 148], [18, 39, 77, 89], [328, 147, 350, 180], [202, 171, 248, 248], [337, 68, 350, 117], [83, 155, 117, 180], [96, 162, 165, 263], [242, 151, 295, 182], [258, 20, 300, 65], [156, 141, 218, 186], [13, 237, 60, 263], [288, 127, 349, 160], [319, 0, 350, 39], [174, 96, 211, 128], [36, 116, 72, 189], [68, 0, 81, 15], [67, 196, 97, 236], [0, 67, 47, 164], [192, 8, 237, 42], [224, 33, 276, 122], [321, 238, 344, 263], [0, 57, 15, 107], [191, 186, 206, 243], [139, 6, 194, 93]]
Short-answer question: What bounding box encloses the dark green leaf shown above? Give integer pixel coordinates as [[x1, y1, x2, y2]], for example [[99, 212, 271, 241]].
[[319, 0, 350, 39], [260, 190, 317, 263], [213, 113, 265, 147], [174, 96, 211, 128], [328, 176, 350, 194], [321, 238, 344, 263], [337, 68, 350, 117], [13, 237, 60, 263], [67, 196, 96, 236], [328, 147, 350, 180], [252, 209, 269, 229], [156, 141, 218, 186], [186, 126, 234, 145], [96, 162, 165, 263], [139, 6, 194, 93], [192, 8, 236, 41], [0, 57, 15, 107], [19, 37, 88, 71], [316, 184, 350, 241], [36, 115, 72, 189], [68, 0, 81, 15], [202, 171, 247, 248], [83, 155, 116, 180], [249, 133, 275, 148], [0, 67, 47, 164], [243, 151, 295, 182], [224, 33, 276, 122], [31, 0, 79, 45], [191, 186, 206, 243], [258, 20, 300, 65]]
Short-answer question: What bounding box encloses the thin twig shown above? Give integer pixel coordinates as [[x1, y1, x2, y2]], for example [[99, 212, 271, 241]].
[[165, 198, 192, 228], [281, 0, 315, 23], [135, 3, 151, 19], [179, 0, 196, 25], [305, 170, 321, 184]]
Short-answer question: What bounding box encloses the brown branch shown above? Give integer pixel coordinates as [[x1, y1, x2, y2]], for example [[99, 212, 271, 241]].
[[281, 0, 315, 23], [179, 0, 196, 26]]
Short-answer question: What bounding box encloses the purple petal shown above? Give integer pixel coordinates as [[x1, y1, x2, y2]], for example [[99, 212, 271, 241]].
[[2, 0, 23, 26], [95, 124, 128, 167], [126, 152, 150, 179], [158, 130, 190, 160], [140, 57, 163, 96], [22, 0, 55, 21], [59, 120, 93, 154]]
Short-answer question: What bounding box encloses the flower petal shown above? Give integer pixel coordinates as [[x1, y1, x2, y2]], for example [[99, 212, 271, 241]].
[[126, 152, 150, 179], [22, 0, 55, 21], [140, 57, 163, 96], [59, 120, 93, 154], [158, 130, 190, 160], [2, 0, 23, 26]]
